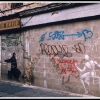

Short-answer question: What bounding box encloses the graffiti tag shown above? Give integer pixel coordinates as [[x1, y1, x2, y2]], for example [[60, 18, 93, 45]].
[[39, 29, 93, 42]]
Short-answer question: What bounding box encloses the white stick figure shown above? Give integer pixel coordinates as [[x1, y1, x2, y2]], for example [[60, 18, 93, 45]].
[[75, 55, 100, 94]]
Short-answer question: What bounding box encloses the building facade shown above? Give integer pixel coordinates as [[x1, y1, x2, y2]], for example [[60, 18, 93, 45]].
[[0, 3, 100, 96]]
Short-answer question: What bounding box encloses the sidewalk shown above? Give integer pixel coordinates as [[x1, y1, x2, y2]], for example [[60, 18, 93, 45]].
[[0, 80, 97, 98]]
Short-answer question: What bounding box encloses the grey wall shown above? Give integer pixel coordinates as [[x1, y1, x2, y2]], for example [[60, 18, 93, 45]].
[[1, 32, 24, 82], [21, 18, 100, 96]]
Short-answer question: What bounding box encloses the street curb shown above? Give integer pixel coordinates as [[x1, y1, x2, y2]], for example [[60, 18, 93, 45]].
[[0, 79, 97, 98], [22, 85, 96, 98]]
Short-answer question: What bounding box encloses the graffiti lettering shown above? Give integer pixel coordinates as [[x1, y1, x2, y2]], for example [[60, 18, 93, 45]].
[[50, 57, 80, 83], [56, 66, 67, 74], [56, 62, 80, 83], [39, 32, 47, 42], [57, 59, 77, 65], [48, 31, 65, 40], [40, 43, 85, 58], [39, 29, 93, 42], [72, 43, 85, 54], [40, 43, 72, 58]]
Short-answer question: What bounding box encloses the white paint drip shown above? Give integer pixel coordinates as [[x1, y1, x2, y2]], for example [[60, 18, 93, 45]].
[[27, 40, 30, 57], [43, 55, 47, 88], [44, 80, 47, 88], [25, 36, 30, 57], [44, 70, 46, 77]]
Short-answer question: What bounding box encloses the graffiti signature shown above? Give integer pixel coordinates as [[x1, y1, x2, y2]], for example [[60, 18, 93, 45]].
[[40, 43, 73, 58], [39, 29, 93, 42], [72, 43, 85, 54], [52, 58, 80, 83]]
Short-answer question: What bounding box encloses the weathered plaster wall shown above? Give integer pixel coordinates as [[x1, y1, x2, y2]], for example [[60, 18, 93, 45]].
[[22, 19, 100, 96], [1, 32, 24, 82], [0, 3, 50, 17]]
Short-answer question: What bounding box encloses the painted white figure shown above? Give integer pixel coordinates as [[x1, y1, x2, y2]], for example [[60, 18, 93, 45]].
[[75, 55, 100, 94]]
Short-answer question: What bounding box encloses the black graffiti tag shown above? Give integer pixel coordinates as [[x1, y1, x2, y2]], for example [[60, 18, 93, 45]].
[[72, 43, 85, 54]]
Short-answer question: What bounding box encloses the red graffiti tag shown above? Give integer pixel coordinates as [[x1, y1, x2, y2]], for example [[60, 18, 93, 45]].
[[56, 59, 80, 83], [56, 66, 67, 74], [66, 64, 80, 83], [57, 59, 77, 65]]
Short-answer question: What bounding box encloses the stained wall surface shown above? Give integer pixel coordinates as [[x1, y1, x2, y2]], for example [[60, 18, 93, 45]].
[[1, 32, 24, 82], [1, 3, 100, 97], [21, 19, 100, 96]]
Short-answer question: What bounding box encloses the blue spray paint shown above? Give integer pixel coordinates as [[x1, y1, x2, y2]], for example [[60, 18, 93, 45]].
[[48, 31, 65, 40], [39, 29, 93, 42], [39, 32, 47, 42], [82, 29, 93, 41]]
